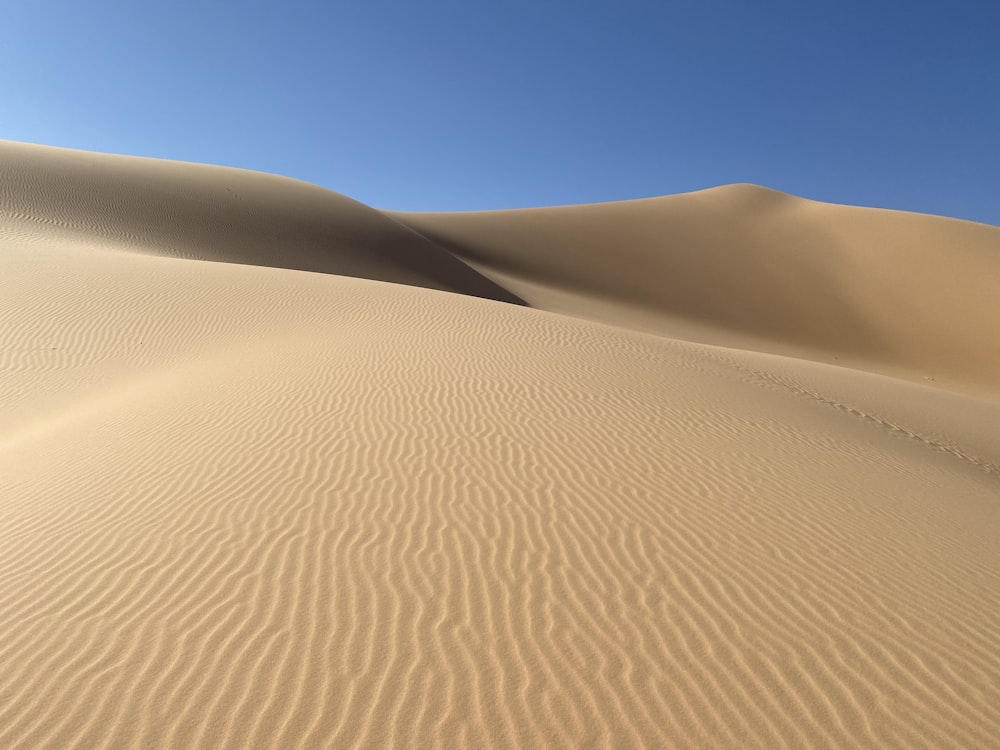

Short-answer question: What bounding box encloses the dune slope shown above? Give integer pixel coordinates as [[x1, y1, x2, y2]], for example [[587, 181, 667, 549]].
[[0, 140, 521, 303], [392, 187, 1000, 399], [1, 143, 999, 749]]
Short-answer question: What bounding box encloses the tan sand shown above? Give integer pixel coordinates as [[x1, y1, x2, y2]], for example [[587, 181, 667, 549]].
[[1, 141, 998, 749], [392, 186, 1000, 401]]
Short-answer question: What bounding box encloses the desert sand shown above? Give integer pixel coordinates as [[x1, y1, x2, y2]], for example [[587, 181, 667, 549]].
[[1, 140, 998, 749]]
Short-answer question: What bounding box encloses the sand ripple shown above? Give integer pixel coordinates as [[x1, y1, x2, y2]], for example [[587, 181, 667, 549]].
[[1, 142, 998, 748]]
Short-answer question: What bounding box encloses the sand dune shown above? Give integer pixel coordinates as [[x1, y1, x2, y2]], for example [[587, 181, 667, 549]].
[[392, 187, 1000, 400], [0, 140, 520, 303], [1, 141, 998, 749]]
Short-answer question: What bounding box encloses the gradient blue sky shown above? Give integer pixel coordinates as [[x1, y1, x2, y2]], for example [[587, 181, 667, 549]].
[[3, 1, 998, 223]]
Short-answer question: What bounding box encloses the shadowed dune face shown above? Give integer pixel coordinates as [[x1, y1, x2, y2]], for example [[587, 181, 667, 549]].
[[391, 186, 1000, 399], [1, 142, 999, 749], [0, 140, 523, 304]]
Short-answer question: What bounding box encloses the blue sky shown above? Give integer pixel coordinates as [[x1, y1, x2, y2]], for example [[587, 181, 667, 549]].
[[3, 1, 998, 224]]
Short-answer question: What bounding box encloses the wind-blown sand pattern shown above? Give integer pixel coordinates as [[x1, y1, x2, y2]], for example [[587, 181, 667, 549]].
[[1, 140, 998, 749]]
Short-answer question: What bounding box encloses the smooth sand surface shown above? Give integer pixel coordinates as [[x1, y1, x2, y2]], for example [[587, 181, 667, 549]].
[[1, 140, 998, 749]]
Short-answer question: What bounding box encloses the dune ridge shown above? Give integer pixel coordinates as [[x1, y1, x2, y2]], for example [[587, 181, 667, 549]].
[[1, 141, 998, 749]]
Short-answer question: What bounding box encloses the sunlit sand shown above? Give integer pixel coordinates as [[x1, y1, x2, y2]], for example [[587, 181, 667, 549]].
[[2, 141, 998, 749]]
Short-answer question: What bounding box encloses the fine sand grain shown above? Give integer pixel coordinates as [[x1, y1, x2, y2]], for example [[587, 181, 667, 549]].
[[1, 141, 999, 749]]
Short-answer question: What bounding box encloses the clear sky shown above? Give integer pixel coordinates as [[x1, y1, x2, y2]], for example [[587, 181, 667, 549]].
[[3, 1, 998, 224]]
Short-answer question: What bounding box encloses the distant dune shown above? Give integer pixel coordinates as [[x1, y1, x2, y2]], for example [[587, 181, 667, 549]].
[[392, 186, 1000, 401], [0, 141, 520, 303], [1, 140, 998, 749]]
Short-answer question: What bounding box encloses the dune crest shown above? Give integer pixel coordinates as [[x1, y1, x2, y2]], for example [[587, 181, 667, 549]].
[[1, 142, 998, 749]]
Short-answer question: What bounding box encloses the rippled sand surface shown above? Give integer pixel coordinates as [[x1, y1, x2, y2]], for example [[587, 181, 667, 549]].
[[2, 141, 998, 749]]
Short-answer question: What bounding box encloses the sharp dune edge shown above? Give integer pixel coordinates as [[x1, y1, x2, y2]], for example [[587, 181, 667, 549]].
[[1, 141, 998, 749]]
